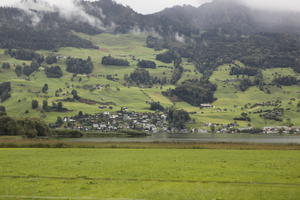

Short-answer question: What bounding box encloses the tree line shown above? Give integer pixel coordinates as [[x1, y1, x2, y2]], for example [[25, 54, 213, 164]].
[[102, 55, 130, 66], [66, 57, 94, 74]]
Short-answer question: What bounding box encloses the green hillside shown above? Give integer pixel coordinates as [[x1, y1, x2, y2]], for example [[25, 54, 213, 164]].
[[0, 33, 300, 128]]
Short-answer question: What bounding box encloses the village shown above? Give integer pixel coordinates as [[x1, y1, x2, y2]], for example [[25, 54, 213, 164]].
[[60, 105, 300, 135], [62, 107, 170, 133]]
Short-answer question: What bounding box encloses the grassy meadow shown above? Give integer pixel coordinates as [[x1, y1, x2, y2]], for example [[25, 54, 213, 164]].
[[0, 32, 300, 127], [0, 148, 300, 200]]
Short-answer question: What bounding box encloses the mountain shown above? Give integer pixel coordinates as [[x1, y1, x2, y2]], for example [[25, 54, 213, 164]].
[[0, 0, 300, 128]]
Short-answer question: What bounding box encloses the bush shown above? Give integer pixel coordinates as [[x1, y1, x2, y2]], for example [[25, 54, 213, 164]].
[[118, 129, 148, 137], [52, 129, 83, 138]]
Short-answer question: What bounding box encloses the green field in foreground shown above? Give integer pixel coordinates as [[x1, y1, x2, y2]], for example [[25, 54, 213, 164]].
[[0, 148, 300, 200]]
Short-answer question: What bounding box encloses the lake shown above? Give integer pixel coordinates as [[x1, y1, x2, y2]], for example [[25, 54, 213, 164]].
[[65, 134, 300, 144]]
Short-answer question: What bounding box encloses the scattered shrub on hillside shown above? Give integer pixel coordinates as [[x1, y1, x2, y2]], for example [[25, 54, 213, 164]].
[[260, 108, 284, 121], [234, 113, 251, 122]]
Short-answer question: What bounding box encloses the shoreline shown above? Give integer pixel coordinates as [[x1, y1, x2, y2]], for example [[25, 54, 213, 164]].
[[1, 137, 300, 150]]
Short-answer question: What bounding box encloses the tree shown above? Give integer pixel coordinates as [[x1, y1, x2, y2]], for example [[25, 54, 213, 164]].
[[71, 89, 80, 100], [57, 102, 63, 111], [0, 82, 11, 102], [138, 60, 157, 69], [0, 106, 6, 116], [166, 79, 217, 106], [56, 116, 64, 127], [150, 102, 164, 111], [66, 57, 94, 74], [102, 56, 130, 66], [239, 78, 253, 91], [45, 66, 63, 78], [272, 76, 298, 86], [78, 111, 84, 117], [166, 107, 191, 129], [128, 68, 152, 85], [15, 65, 23, 76], [0, 116, 18, 136], [42, 100, 49, 111], [42, 84, 48, 93], [2, 62, 10, 69], [156, 51, 175, 63], [31, 100, 39, 109], [45, 55, 58, 64]]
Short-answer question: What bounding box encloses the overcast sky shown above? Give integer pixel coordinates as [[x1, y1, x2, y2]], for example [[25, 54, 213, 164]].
[[1, 0, 300, 14], [114, 0, 300, 14], [114, 0, 211, 14]]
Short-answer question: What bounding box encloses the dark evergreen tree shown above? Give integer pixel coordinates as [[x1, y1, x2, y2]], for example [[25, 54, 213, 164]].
[[31, 100, 39, 109], [42, 84, 49, 93]]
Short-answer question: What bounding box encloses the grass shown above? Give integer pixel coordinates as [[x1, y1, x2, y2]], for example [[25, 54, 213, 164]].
[[0, 148, 300, 200]]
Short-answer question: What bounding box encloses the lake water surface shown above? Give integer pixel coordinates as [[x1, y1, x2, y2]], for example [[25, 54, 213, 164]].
[[65, 134, 300, 144]]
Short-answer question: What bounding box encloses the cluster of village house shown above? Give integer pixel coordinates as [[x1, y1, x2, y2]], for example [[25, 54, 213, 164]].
[[63, 108, 169, 133], [60, 103, 300, 134]]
